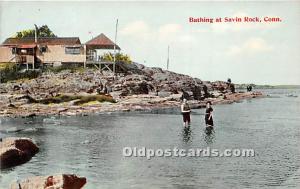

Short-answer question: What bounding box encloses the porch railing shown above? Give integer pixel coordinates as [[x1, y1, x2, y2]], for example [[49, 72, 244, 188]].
[[15, 55, 34, 64]]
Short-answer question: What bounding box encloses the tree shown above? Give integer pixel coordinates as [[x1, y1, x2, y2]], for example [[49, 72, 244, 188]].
[[14, 25, 57, 38], [102, 52, 132, 64]]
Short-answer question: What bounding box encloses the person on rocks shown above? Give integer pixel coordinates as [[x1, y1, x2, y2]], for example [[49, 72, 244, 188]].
[[103, 85, 108, 94], [97, 82, 104, 94], [192, 85, 202, 100], [247, 85, 252, 92], [203, 85, 209, 98], [180, 89, 190, 101], [229, 83, 235, 93], [205, 101, 214, 133], [155, 85, 159, 96], [181, 98, 191, 127]]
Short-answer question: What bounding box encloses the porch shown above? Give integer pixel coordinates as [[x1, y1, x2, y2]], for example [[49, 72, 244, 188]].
[[12, 44, 38, 70], [85, 33, 121, 72]]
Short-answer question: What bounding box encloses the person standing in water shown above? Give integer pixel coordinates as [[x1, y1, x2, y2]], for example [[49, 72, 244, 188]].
[[181, 98, 191, 127], [205, 101, 214, 128]]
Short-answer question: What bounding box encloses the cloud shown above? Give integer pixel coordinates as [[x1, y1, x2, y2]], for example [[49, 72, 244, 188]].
[[120, 21, 194, 44], [158, 24, 194, 43], [158, 24, 182, 39], [227, 37, 272, 55], [119, 21, 152, 40], [195, 28, 210, 33], [177, 34, 194, 43]]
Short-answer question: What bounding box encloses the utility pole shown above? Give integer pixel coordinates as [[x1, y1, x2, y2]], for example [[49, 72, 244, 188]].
[[167, 45, 170, 70], [113, 19, 118, 75], [33, 24, 38, 70], [34, 24, 38, 43]]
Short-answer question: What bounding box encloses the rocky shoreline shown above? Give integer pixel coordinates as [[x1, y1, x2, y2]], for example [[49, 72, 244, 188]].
[[0, 91, 263, 118], [0, 63, 264, 188], [0, 62, 263, 118]]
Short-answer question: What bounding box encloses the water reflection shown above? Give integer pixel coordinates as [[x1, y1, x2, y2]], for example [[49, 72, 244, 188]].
[[182, 126, 192, 143], [205, 126, 214, 135], [204, 127, 215, 144]]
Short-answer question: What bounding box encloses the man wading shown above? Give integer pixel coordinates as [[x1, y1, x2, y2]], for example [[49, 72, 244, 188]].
[[181, 98, 191, 127]]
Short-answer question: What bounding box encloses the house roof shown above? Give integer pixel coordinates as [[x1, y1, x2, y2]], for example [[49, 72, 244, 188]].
[[85, 33, 120, 50], [1, 37, 81, 46]]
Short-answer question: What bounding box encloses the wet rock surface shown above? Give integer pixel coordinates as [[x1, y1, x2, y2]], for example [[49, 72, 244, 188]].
[[0, 137, 39, 169], [10, 174, 86, 189]]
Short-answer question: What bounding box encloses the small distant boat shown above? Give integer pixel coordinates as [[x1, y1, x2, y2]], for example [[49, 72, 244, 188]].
[[286, 94, 298, 98]]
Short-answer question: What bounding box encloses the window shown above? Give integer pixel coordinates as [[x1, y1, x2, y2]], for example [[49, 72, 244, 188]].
[[65, 47, 81, 54], [21, 49, 27, 54], [12, 47, 17, 54], [40, 45, 47, 53]]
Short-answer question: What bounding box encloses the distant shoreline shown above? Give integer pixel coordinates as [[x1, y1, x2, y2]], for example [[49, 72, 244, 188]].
[[236, 84, 300, 90]]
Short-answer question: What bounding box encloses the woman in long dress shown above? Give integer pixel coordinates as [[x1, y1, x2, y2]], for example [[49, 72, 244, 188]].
[[205, 101, 214, 133]]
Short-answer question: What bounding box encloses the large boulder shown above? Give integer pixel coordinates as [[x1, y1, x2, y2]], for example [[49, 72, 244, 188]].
[[0, 137, 39, 169], [10, 174, 87, 189]]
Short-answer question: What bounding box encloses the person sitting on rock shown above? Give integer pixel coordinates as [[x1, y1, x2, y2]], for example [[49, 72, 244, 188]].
[[181, 98, 191, 127]]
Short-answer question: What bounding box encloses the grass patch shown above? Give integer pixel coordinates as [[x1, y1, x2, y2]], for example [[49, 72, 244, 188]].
[[73, 95, 116, 105], [25, 94, 116, 105], [43, 66, 92, 74], [80, 100, 100, 106], [39, 95, 79, 104]]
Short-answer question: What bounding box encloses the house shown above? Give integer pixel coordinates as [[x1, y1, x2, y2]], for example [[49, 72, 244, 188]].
[[0, 33, 122, 71], [0, 37, 85, 68]]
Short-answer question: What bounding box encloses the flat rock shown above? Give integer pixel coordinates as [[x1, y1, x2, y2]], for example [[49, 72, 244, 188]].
[[10, 174, 87, 189]]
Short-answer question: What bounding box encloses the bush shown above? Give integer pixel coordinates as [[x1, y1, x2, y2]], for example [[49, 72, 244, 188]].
[[0, 63, 11, 70], [0, 63, 41, 83], [102, 52, 132, 64]]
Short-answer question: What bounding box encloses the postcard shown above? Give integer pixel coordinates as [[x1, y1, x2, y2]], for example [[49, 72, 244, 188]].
[[0, 1, 299, 189]]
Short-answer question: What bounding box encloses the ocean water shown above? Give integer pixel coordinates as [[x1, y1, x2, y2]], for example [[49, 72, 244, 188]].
[[0, 89, 299, 189]]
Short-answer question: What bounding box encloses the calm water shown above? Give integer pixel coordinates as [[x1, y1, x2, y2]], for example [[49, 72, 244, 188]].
[[1, 89, 300, 189]]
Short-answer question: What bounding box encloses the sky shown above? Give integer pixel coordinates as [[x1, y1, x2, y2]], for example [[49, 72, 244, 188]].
[[0, 1, 299, 85]]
